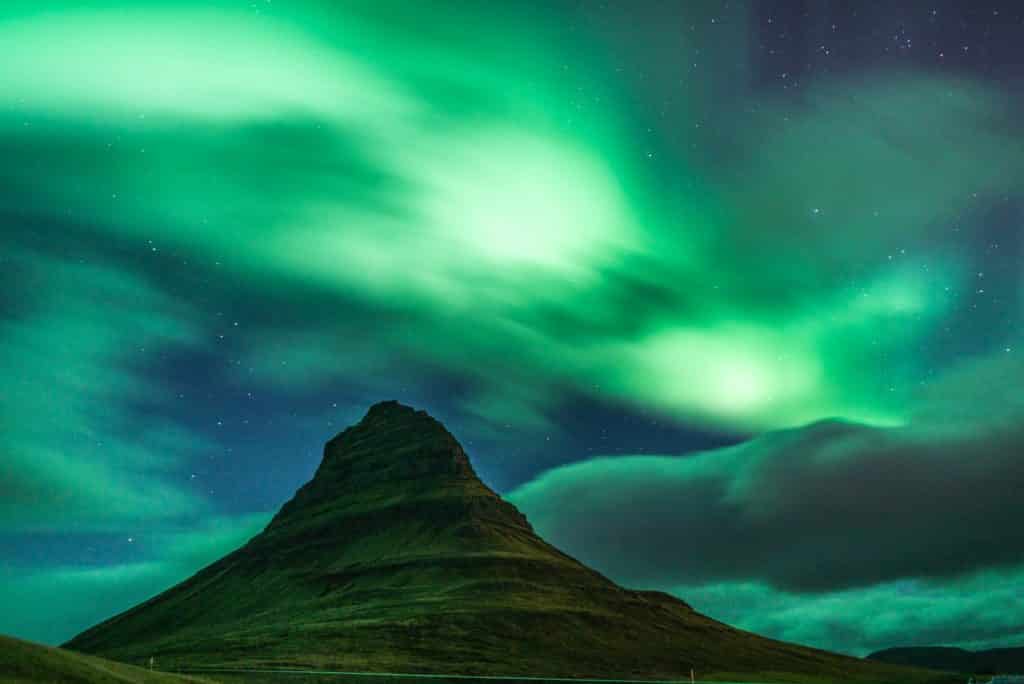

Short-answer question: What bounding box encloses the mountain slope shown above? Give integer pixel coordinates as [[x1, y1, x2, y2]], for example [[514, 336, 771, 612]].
[[868, 645, 1024, 674], [0, 634, 209, 684], [67, 401, 951, 683]]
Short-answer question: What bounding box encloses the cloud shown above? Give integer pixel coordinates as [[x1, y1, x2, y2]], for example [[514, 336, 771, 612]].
[[509, 380, 1024, 654], [508, 412, 1024, 593], [0, 3, 1020, 437], [0, 249, 211, 531], [672, 565, 1024, 656], [0, 6, 415, 124], [717, 75, 1023, 283]]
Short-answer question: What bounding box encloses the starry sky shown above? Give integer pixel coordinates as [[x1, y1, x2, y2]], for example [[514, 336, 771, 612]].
[[1, 0, 1023, 657]]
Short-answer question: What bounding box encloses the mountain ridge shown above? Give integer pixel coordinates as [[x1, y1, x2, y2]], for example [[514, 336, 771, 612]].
[[868, 645, 1024, 674], [66, 401, 953, 683]]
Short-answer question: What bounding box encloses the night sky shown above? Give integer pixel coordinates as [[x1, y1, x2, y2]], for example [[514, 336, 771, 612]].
[[2, 0, 1023, 657]]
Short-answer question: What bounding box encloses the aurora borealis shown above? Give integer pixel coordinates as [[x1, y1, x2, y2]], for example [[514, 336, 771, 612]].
[[1, 0, 1023, 656]]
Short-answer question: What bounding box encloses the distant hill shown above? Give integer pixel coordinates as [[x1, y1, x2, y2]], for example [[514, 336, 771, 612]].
[[67, 401, 955, 683], [0, 634, 208, 683], [868, 646, 1024, 674]]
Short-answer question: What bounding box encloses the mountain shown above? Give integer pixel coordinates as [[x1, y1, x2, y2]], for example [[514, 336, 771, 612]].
[[868, 646, 1024, 674], [67, 401, 952, 683], [0, 634, 210, 683]]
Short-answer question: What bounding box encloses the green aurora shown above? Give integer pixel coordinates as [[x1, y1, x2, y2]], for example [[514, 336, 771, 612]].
[[0, 0, 1022, 657]]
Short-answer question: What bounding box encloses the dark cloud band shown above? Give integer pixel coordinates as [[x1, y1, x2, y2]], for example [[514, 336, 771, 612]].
[[510, 417, 1024, 592]]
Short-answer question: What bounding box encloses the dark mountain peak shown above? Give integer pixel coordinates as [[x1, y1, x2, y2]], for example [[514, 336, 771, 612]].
[[263, 401, 521, 537], [321, 399, 474, 481], [363, 398, 421, 421]]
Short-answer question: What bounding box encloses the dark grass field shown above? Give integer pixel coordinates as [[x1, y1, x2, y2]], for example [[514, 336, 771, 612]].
[[0, 634, 214, 684], [147, 671, 965, 684], [0, 633, 965, 684], [147, 665, 965, 684]]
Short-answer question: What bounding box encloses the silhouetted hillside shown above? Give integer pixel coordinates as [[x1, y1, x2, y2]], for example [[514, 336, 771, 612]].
[[68, 401, 956, 683]]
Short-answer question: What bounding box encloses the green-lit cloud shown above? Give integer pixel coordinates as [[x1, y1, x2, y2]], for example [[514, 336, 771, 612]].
[[2, 2, 1018, 434], [672, 565, 1024, 656], [0, 249, 210, 531]]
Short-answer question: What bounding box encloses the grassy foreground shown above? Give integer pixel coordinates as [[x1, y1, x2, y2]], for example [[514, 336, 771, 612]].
[[0, 634, 958, 684], [0, 634, 213, 683]]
